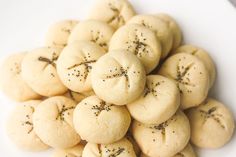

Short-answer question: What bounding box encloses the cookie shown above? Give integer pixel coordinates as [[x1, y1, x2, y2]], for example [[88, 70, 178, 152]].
[[156, 13, 182, 50], [187, 98, 235, 148], [21, 47, 67, 96], [128, 15, 173, 59], [73, 95, 131, 144], [65, 90, 95, 103], [6, 100, 49, 151], [109, 24, 162, 73], [45, 20, 78, 47], [82, 138, 136, 157], [132, 110, 190, 157], [127, 75, 180, 125], [33, 96, 80, 148], [57, 41, 106, 93], [91, 50, 146, 105], [88, 0, 136, 29], [68, 20, 114, 51], [159, 53, 210, 109], [0, 53, 41, 101], [51, 144, 84, 157], [173, 45, 216, 88], [140, 143, 196, 157]]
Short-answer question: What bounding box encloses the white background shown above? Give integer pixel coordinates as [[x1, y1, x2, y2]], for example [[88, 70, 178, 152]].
[[0, 0, 236, 156]]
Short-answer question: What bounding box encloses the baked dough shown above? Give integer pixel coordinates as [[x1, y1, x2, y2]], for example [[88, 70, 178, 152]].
[[51, 144, 84, 157], [6, 100, 49, 151], [91, 50, 146, 105], [33, 96, 80, 148], [173, 44, 216, 88], [21, 47, 67, 96], [159, 53, 209, 109], [68, 20, 114, 51], [88, 0, 136, 29], [0, 53, 41, 101], [128, 15, 173, 59], [132, 110, 190, 157], [109, 24, 161, 73], [73, 95, 131, 144], [127, 75, 180, 125], [187, 98, 235, 148], [45, 20, 78, 47], [57, 41, 106, 93], [82, 138, 136, 157]]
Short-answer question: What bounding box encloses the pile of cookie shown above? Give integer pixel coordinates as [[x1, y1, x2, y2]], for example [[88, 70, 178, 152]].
[[0, 0, 235, 157]]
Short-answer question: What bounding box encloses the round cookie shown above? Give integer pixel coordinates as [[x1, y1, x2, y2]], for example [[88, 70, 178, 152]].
[[73, 95, 131, 144], [57, 41, 106, 93], [88, 0, 136, 29], [156, 13, 182, 50], [159, 53, 210, 109], [45, 20, 78, 47], [68, 20, 114, 51], [21, 47, 67, 96], [127, 75, 180, 125], [132, 110, 190, 157], [173, 45, 216, 88], [6, 100, 49, 151], [0, 53, 41, 101], [65, 90, 95, 103], [187, 98, 235, 148], [82, 138, 136, 157], [91, 50, 146, 105], [140, 144, 196, 157], [33, 96, 80, 148], [51, 144, 84, 157], [128, 15, 173, 59], [109, 24, 162, 73]]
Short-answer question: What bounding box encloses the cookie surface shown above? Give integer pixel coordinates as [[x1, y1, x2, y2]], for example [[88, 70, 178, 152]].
[[159, 53, 209, 109], [73, 95, 131, 144], [127, 75, 180, 125], [140, 143, 196, 157], [156, 13, 182, 50], [82, 138, 136, 157], [128, 15, 173, 59], [68, 20, 114, 51], [45, 20, 78, 47], [33, 96, 80, 148], [88, 0, 136, 29], [173, 45, 216, 88], [7, 100, 49, 151], [109, 24, 161, 73], [51, 144, 84, 157], [91, 50, 146, 105], [187, 98, 235, 148], [57, 41, 106, 93], [132, 110, 190, 157], [21, 47, 67, 96], [0, 53, 41, 101]]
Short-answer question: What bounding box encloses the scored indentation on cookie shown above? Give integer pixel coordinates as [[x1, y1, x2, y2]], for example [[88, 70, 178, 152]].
[[38, 52, 58, 68], [107, 3, 125, 25], [21, 106, 35, 134], [125, 29, 150, 58], [143, 80, 165, 97], [56, 104, 75, 121], [199, 106, 225, 129], [175, 60, 196, 94], [104, 146, 125, 157], [91, 100, 112, 116], [149, 115, 176, 142], [140, 20, 153, 29], [67, 51, 97, 82], [90, 30, 107, 49]]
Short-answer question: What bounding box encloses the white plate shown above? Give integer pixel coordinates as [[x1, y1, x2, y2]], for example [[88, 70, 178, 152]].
[[0, 0, 236, 156]]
